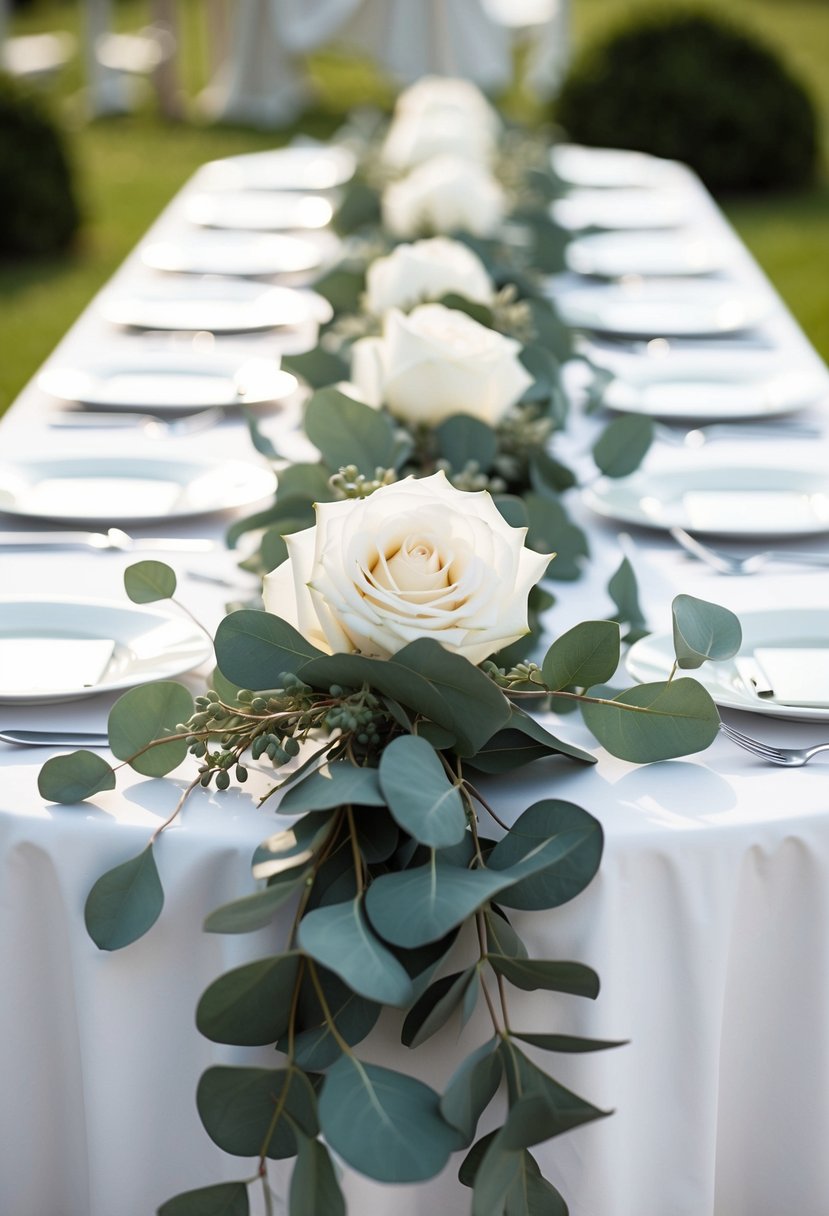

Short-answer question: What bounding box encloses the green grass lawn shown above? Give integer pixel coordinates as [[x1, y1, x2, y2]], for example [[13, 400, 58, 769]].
[[0, 0, 826, 414]]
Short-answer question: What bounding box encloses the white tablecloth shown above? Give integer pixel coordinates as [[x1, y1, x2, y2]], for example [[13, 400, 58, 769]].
[[1, 154, 828, 1216]]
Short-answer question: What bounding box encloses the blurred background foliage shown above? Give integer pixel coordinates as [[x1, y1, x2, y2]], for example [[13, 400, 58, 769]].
[[0, 0, 826, 413]]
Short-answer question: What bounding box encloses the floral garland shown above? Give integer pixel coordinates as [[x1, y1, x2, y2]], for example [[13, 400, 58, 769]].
[[37, 78, 743, 1216]]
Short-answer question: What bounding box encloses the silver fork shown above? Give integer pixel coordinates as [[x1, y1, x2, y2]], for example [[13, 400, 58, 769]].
[[47, 406, 224, 439], [0, 728, 109, 747], [719, 721, 829, 767], [670, 527, 829, 575]]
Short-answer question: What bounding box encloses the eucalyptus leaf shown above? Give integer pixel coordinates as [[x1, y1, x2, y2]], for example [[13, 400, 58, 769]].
[[196, 953, 302, 1045], [488, 955, 600, 999], [279, 760, 385, 815], [284, 967, 380, 1070], [487, 799, 604, 911], [243, 407, 282, 461], [592, 414, 654, 478], [312, 266, 366, 312], [519, 344, 561, 406], [401, 967, 477, 1048], [282, 347, 350, 390], [512, 1031, 626, 1053], [226, 497, 315, 550], [333, 179, 381, 234], [84, 844, 164, 951], [203, 868, 307, 934], [494, 495, 529, 529], [107, 681, 193, 777], [607, 554, 648, 637], [499, 1043, 609, 1141], [435, 414, 497, 474], [471, 1132, 523, 1216], [467, 704, 595, 774], [276, 462, 338, 505], [197, 1066, 317, 1159], [157, 1182, 250, 1216], [505, 1157, 567, 1216], [319, 1057, 463, 1183], [484, 908, 528, 960], [289, 1135, 346, 1216], [440, 1038, 502, 1142], [542, 620, 621, 691], [252, 812, 334, 880], [523, 493, 588, 580], [38, 750, 116, 805], [123, 559, 176, 603], [379, 735, 467, 848], [215, 610, 326, 688], [581, 678, 720, 762], [355, 808, 399, 863], [437, 292, 494, 327], [529, 449, 576, 495], [298, 897, 414, 1006], [671, 594, 742, 670], [459, 1130, 498, 1188], [305, 387, 396, 474]]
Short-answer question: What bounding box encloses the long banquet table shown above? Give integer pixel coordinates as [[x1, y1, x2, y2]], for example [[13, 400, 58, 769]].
[[1, 147, 829, 1216]]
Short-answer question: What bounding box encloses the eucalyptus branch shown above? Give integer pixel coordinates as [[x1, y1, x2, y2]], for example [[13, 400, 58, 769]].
[[464, 780, 510, 832], [475, 910, 504, 1037], [148, 774, 202, 846], [307, 959, 354, 1056]]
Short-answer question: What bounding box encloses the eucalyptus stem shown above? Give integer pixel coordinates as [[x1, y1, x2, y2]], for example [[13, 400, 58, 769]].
[[308, 959, 354, 1056], [170, 595, 216, 647], [255, 1070, 295, 1184], [475, 910, 503, 1036], [345, 805, 366, 894], [464, 780, 510, 832], [148, 774, 202, 846]]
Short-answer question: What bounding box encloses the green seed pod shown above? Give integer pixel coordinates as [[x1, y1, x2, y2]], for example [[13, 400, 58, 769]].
[[216, 770, 230, 791]]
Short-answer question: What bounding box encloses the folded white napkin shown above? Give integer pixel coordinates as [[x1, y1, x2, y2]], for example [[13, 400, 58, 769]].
[[0, 637, 115, 695], [736, 647, 829, 708]]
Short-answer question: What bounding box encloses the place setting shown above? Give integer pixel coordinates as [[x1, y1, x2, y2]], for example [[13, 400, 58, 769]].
[[183, 189, 335, 232], [140, 229, 341, 280], [195, 142, 357, 193]]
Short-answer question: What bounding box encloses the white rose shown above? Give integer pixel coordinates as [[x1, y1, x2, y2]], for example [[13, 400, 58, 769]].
[[382, 155, 506, 239], [393, 77, 501, 142], [365, 238, 494, 317], [381, 108, 497, 170], [263, 471, 550, 665], [349, 302, 532, 427]]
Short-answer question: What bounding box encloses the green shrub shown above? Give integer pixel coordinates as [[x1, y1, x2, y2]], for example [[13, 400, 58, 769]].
[[554, 5, 820, 193], [0, 72, 80, 257]]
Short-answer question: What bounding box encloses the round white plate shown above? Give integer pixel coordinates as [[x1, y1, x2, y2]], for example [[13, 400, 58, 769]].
[[566, 230, 726, 278], [185, 191, 334, 231], [551, 144, 682, 190], [0, 596, 212, 705], [551, 188, 689, 231], [99, 280, 330, 333], [556, 282, 771, 337], [38, 352, 297, 413], [141, 231, 337, 278], [626, 608, 829, 723], [583, 462, 829, 538], [0, 454, 276, 524], [198, 144, 356, 192], [600, 362, 827, 421]]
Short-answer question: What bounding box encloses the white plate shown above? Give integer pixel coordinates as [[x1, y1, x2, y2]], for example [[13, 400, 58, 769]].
[[566, 230, 726, 278], [185, 191, 334, 231], [0, 596, 212, 705], [583, 462, 829, 538], [626, 609, 829, 723], [556, 282, 771, 337], [0, 454, 276, 524], [551, 144, 682, 190], [141, 231, 338, 278], [600, 362, 827, 421], [198, 144, 356, 192], [99, 279, 330, 333], [551, 188, 689, 231], [38, 351, 297, 413]]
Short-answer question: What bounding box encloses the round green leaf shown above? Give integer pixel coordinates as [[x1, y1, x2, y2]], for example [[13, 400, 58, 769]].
[[279, 761, 384, 815], [157, 1182, 250, 1216], [592, 414, 654, 478], [401, 968, 477, 1048], [440, 1039, 502, 1142], [215, 610, 325, 688], [107, 681, 193, 777], [289, 1135, 346, 1216], [305, 387, 396, 474], [283, 967, 380, 1070], [298, 897, 414, 1007], [672, 593, 743, 669], [196, 953, 301, 1045], [123, 560, 176, 603], [319, 1057, 463, 1183], [38, 750, 115, 805], [486, 799, 603, 911], [581, 677, 720, 761], [435, 414, 497, 474], [203, 867, 307, 934], [197, 1066, 318, 1159], [379, 736, 467, 849], [542, 620, 621, 692], [84, 845, 163, 951]]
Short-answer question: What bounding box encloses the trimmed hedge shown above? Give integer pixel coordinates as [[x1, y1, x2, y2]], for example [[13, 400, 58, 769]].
[[554, 6, 819, 193], [0, 72, 80, 256]]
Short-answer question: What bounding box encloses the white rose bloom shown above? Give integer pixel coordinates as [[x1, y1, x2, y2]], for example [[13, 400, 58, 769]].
[[393, 77, 501, 142], [349, 303, 533, 427], [382, 155, 506, 239], [263, 471, 550, 665], [365, 238, 494, 317], [381, 108, 497, 170]]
